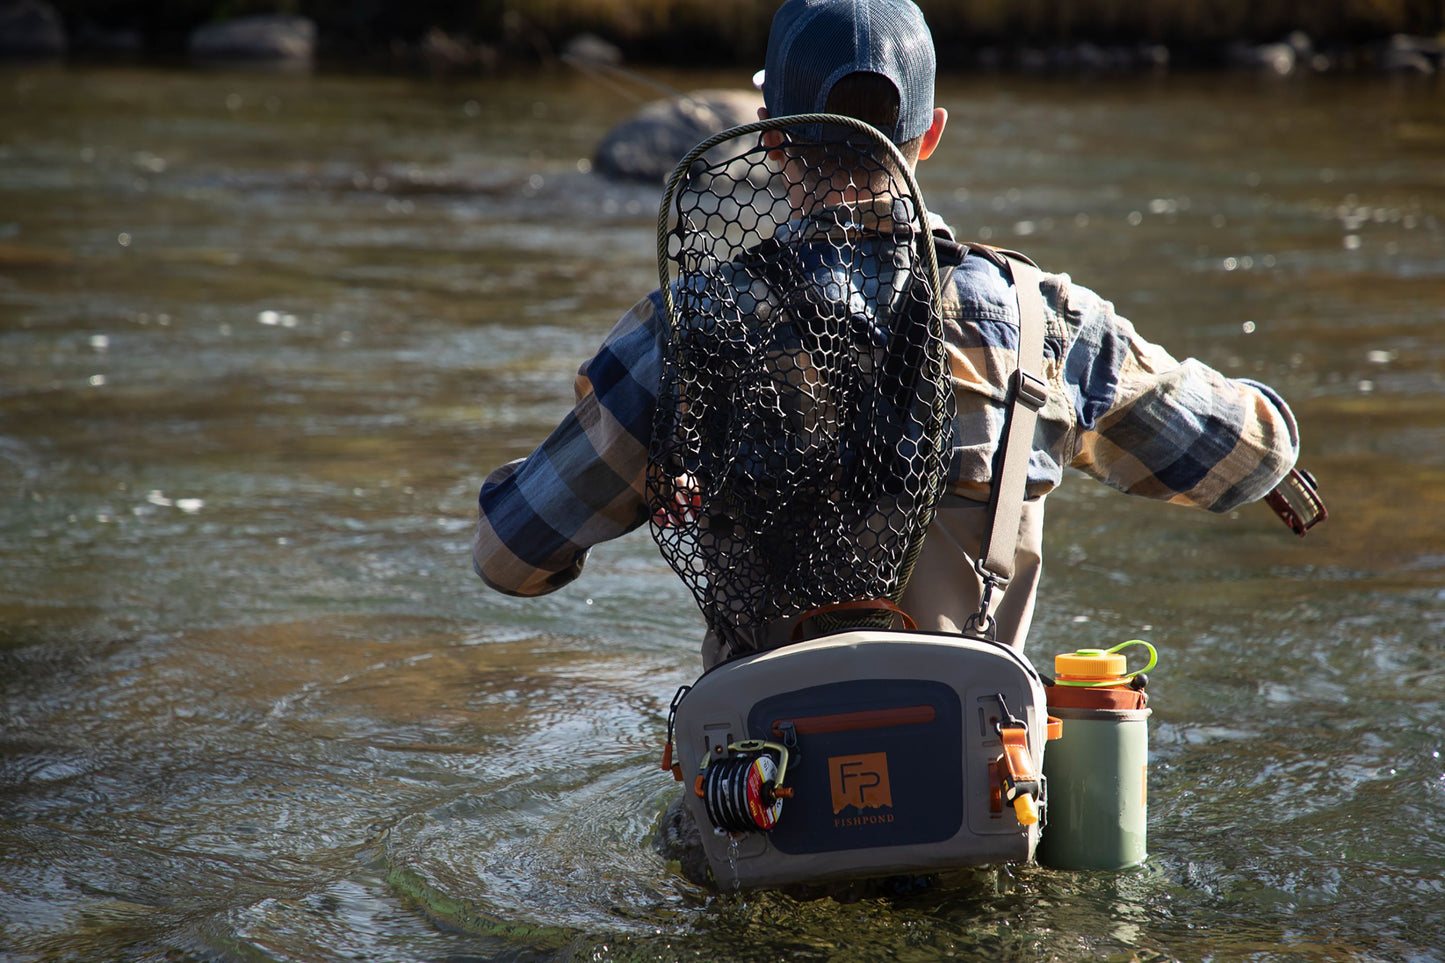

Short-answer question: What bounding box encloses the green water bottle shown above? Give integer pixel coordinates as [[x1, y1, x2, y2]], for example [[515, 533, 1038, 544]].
[[1037, 641, 1155, 870]]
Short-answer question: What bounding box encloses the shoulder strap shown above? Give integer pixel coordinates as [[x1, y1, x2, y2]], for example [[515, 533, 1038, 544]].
[[932, 235, 967, 266], [977, 251, 1048, 586], [914, 235, 1049, 634]]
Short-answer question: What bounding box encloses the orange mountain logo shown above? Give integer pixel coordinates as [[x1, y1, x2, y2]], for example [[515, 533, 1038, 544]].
[[829, 752, 893, 814]]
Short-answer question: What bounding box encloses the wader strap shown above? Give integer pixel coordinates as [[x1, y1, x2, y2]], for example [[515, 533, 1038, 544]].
[[978, 254, 1048, 585]]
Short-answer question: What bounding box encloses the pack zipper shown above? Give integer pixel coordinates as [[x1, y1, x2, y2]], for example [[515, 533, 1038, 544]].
[[770, 704, 936, 737]]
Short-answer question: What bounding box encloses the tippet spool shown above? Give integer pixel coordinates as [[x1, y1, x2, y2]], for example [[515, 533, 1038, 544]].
[[697, 740, 790, 833]]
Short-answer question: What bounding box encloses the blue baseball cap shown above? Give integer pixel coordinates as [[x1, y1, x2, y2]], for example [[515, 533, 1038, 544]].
[[757, 0, 936, 144]]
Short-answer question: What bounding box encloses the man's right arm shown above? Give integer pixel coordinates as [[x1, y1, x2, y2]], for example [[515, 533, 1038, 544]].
[[472, 293, 666, 596]]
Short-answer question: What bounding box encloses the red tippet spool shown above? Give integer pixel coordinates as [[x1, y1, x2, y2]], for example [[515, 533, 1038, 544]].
[[700, 748, 785, 832]]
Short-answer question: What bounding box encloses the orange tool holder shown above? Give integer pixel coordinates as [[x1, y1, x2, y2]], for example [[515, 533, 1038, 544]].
[[990, 718, 1060, 826], [994, 725, 1040, 824]]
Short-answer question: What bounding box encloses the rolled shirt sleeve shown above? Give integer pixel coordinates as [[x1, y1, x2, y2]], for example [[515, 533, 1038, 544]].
[[1058, 280, 1300, 512], [472, 293, 665, 596]]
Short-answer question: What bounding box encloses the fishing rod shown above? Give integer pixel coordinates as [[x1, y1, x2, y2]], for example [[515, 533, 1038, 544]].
[[560, 51, 739, 129]]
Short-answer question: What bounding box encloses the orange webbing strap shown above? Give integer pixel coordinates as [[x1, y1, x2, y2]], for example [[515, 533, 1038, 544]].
[[997, 724, 1042, 825], [978, 253, 1049, 585], [790, 598, 918, 642]]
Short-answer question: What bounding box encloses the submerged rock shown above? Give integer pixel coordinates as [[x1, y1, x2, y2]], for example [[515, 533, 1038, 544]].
[[976, 42, 1170, 73], [0, 0, 65, 57], [417, 27, 497, 73], [1379, 34, 1441, 74], [562, 32, 621, 67], [189, 14, 316, 63], [1230, 39, 1298, 75], [594, 88, 764, 184]]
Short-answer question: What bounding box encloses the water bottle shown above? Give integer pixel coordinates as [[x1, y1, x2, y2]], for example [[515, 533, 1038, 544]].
[[1037, 640, 1155, 870]]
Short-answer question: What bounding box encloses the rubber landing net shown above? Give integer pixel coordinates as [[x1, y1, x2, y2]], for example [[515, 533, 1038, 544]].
[[649, 115, 954, 654]]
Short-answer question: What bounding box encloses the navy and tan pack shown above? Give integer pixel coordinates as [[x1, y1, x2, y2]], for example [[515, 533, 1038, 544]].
[[662, 629, 1053, 888]]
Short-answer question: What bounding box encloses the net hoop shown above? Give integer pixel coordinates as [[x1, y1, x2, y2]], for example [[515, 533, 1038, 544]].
[[657, 114, 942, 326]]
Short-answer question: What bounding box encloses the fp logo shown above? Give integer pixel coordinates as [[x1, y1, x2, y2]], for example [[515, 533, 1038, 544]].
[[829, 752, 893, 814]]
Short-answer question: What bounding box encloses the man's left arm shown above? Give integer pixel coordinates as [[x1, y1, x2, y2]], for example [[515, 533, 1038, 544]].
[[1059, 283, 1300, 513]]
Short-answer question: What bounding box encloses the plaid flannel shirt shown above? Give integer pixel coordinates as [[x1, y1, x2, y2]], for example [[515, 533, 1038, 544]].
[[472, 240, 1300, 597]]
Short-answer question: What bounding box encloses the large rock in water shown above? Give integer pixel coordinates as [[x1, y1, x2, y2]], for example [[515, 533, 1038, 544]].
[[594, 89, 764, 184], [0, 0, 66, 57], [189, 14, 316, 63]]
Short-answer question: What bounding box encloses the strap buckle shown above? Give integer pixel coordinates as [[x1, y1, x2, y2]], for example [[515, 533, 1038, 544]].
[[1264, 468, 1328, 537], [964, 573, 1001, 639], [1012, 368, 1048, 411]]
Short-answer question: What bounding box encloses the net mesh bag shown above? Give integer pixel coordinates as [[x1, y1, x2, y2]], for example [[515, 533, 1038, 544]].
[[648, 115, 954, 655]]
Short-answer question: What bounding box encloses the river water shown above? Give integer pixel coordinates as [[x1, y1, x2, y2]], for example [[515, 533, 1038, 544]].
[[1, 63, 1442, 961]]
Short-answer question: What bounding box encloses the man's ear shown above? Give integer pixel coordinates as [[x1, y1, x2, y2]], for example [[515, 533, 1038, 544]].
[[916, 107, 948, 161], [757, 106, 785, 150]]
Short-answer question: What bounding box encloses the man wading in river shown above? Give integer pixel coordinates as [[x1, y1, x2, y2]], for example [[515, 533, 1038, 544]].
[[471, 0, 1302, 665]]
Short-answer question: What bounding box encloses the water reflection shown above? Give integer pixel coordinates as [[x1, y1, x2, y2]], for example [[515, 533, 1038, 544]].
[[1, 64, 1443, 961]]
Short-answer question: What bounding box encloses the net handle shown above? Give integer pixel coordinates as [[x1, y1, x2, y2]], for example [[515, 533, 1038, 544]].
[[790, 599, 919, 642], [654, 113, 942, 329]]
